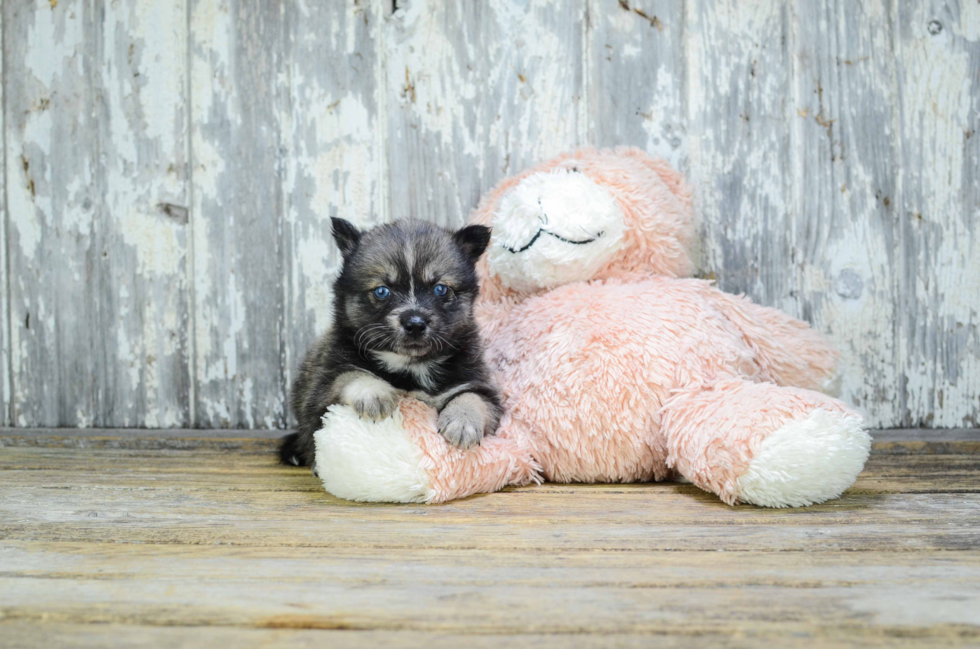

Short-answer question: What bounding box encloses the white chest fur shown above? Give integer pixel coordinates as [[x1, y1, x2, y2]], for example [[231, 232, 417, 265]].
[[372, 351, 443, 392]]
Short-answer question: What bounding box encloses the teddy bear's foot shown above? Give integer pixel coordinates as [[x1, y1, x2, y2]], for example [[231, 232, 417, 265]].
[[662, 378, 871, 507], [734, 408, 870, 508]]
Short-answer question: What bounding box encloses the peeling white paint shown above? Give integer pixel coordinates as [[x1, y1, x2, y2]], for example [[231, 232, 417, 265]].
[[4, 0, 979, 429], [897, 2, 980, 427], [386, 0, 586, 225], [0, 6, 7, 424], [277, 0, 387, 425], [951, 3, 980, 41], [295, 238, 337, 335], [190, 0, 291, 428], [687, 0, 794, 315]]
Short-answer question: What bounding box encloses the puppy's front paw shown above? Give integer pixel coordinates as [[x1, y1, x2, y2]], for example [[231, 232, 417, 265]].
[[438, 393, 489, 449], [351, 391, 399, 421], [341, 374, 400, 422]]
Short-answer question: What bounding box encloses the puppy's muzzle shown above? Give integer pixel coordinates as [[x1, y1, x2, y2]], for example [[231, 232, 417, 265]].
[[399, 311, 429, 339]]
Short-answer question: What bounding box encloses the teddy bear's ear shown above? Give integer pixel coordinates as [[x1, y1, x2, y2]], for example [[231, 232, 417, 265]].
[[453, 224, 492, 262], [331, 217, 362, 259]]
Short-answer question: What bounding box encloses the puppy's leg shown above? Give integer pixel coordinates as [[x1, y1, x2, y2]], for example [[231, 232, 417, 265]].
[[437, 392, 502, 449], [333, 371, 401, 422]]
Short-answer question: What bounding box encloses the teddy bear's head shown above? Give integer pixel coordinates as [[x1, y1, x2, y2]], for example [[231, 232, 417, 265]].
[[470, 148, 695, 299]]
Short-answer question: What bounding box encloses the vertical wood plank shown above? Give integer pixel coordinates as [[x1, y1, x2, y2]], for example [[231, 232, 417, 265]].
[[3, 0, 190, 428], [99, 0, 191, 427], [4, 0, 100, 426], [190, 0, 286, 428], [592, 0, 688, 172], [896, 1, 980, 427], [0, 4, 8, 426], [385, 0, 588, 228], [280, 0, 385, 425], [789, 0, 901, 427], [685, 0, 794, 310]]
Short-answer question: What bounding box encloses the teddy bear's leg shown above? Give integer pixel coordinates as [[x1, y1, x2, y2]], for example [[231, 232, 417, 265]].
[[314, 398, 540, 504], [711, 291, 842, 395], [661, 378, 870, 507]]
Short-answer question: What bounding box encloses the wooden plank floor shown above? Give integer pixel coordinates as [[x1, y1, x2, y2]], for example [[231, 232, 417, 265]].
[[1, 430, 979, 648]]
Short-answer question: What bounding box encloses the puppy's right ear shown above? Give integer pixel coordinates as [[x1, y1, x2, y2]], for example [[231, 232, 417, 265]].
[[331, 217, 361, 259]]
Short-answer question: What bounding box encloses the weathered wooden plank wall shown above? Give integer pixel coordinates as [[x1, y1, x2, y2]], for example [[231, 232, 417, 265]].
[[791, 0, 901, 427], [190, 0, 285, 429], [280, 0, 387, 434], [2, 0, 978, 430], [0, 5, 7, 424], [897, 1, 980, 428], [4, 0, 191, 428]]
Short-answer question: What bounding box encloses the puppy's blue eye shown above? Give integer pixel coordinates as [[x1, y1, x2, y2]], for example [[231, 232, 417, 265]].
[[373, 286, 390, 299], [433, 284, 449, 297]]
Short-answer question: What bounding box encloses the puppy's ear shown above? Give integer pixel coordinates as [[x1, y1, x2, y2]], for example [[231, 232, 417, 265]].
[[453, 224, 492, 262], [331, 217, 362, 259]]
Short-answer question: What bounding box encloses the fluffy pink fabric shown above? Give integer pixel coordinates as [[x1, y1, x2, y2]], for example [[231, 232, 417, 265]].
[[399, 398, 541, 501], [383, 148, 861, 505], [661, 380, 853, 504], [471, 147, 696, 336]]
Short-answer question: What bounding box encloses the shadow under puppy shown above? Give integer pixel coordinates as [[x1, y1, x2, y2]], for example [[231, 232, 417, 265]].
[[279, 218, 503, 468]]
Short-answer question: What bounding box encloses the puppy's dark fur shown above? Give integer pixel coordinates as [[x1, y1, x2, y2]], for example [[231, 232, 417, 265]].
[[279, 218, 502, 468]]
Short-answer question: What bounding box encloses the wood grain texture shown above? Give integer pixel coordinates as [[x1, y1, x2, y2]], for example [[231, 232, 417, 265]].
[[593, 0, 688, 172], [2, 445, 978, 494], [2, 624, 977, 649], [685, 0, 795, 313], [189, 0, 286, 428], [0, 441, 979, 645], [1, 546, 978, 633], [99, 0, 192, 428], [4, 0, 101, 427], [895, 1, 980, 428], [280, 0, 386, 425], [3, 0, 190, 428], [789, 0, 901, 427], [0, 5, 7, 427], [2, 0, 979, 429], [384, 0, 588, 227]]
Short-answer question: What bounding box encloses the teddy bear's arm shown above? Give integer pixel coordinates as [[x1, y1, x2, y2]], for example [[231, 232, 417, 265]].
[[314, 398, 541, 503], [709, 289, 841, 394]]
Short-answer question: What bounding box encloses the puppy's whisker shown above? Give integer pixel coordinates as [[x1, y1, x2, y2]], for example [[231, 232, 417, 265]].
[[354, 324, 388, 352], [364, 334, 388, 351], [355, 323, 386, 341], [366, 330, 396, 352], [358, 336, 382, 355], [433, 333, 458, 351], [440, 336, 457, 351]]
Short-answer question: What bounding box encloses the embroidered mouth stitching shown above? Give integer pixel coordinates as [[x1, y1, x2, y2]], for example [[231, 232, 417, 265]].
[[502, 229, 603, 254]]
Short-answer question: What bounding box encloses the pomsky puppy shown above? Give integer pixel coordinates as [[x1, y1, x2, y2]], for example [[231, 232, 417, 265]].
[[279, 218, 503, 468]]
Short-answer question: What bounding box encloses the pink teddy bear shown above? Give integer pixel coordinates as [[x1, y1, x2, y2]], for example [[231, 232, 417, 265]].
[[314, 148, 871, 508]]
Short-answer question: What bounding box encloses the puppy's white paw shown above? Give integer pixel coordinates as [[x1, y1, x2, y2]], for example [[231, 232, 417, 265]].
[[341, 374, 400, 422], [438, 393, 489, 449], [352, 392, 399, 422]]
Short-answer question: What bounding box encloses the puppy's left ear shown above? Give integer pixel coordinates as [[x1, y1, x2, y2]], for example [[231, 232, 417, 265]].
[[453, 224, 492, 262]]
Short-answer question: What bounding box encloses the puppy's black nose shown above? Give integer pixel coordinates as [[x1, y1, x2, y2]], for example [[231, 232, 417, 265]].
[[400, 313, 428, 338]]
